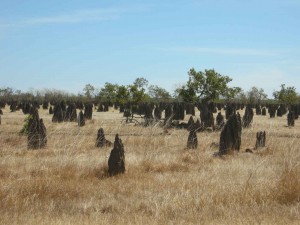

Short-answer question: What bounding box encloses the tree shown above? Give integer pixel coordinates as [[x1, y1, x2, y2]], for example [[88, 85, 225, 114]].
[[175, 85, 197, 103], [177, 68, 241, 103], [148, 85, 171, 100], [83, 84, 95, 99], [0, 87, 14, 97], [273, 84, 298, 105], [235, 90, 247, 103], [127, 77, 150, 104], [116, 85, 130, 104], [43, 89, 73, 103], [97, 83, 118, 103], [133, 77, 149, 90], [128, 85, 149, 104], [247, 86, 268, 104]]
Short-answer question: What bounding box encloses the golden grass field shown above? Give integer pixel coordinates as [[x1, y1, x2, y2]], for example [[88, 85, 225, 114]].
[[0, 106, 300, 225]]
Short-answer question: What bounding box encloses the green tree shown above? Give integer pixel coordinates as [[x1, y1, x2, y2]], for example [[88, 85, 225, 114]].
[[177, 68, 241, 103], [133, 77, 149, 90], [128, 85, 149, 104], [148, 85, 171, 100], [98, 83, 118, 103], [273, 84, 298, 105], [126, 77, 150, 104], [174, 85, 197, 103], [116, 85, 130, 104]]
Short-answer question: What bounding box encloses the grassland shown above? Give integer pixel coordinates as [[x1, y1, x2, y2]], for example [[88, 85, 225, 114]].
[[0, 106, 299, 224]]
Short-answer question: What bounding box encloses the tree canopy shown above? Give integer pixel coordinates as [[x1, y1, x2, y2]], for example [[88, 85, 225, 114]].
[[115, 85, 130, 105], [83, 84, 96, 99], [247, 87, 268, 104], [7, 72, 300, 106], [273, 84, 298, 105], [133, 77, 149, 90], [148, 85, 171, 101], [177, 68, 241, 103], [97, 83, 118, 103]]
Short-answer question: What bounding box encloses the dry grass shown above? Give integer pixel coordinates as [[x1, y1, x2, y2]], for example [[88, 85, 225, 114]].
[[0, 106, 300, 224]]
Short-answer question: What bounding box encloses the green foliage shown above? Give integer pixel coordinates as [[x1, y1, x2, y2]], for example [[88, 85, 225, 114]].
[[125, 77, 150, 104], [19, 115, 32, 135], [97, 83, 118, 103], [96, 78, 151, 104], [273, 84, 298, 105], [1, 73, 243, 105], [148, 85, 171, 101], [116, 85, 130, 104], [177, 68, 241, 103], [175, 85, 197, 103], [133, 77, 149, 90], [129, 85, 150, 104]]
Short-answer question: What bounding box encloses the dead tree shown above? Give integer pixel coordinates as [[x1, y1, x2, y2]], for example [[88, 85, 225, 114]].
[[108, 134, 125, 176]]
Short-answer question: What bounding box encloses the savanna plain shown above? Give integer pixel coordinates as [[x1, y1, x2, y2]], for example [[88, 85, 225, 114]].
[[0, 106, 300, 225]]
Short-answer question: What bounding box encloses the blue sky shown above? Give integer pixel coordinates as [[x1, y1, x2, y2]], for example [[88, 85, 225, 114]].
[[0, 0, 299, 97]]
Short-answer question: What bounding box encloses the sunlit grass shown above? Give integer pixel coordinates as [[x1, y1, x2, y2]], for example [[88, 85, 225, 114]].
[[0, 106, 299, 224]]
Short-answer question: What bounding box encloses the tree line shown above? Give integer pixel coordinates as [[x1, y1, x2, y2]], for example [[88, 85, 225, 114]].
[[1, 69, 299, 105]]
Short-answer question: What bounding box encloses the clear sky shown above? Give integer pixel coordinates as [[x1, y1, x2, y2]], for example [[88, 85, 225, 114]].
[[0, 0, 299, 97]]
